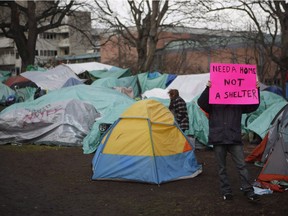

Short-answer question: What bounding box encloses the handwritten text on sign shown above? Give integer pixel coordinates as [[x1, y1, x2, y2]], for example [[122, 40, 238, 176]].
[[209, 63, 258, 104]]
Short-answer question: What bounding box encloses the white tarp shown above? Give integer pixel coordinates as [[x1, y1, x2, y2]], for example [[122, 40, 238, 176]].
[[65, 62, 114, 75], [21, 65, 82, 90], [142, 73, 210, 102], [0, 99, 100, 146]]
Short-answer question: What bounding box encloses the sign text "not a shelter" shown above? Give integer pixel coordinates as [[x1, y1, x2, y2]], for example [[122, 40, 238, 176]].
[[209, 63, 259, 104]]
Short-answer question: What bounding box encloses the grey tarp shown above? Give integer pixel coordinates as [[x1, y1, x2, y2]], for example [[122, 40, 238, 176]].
[[21, 65, 82, 90], [0, 85, 135, 150], [0, 99, 99, 146]]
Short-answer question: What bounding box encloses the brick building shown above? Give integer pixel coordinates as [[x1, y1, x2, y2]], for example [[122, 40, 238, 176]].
[[100, 27, 280, 86]]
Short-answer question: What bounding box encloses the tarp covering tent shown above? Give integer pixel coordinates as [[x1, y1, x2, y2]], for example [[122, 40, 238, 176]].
[[137, 72, 169, 94], [187, 98, 209, 146], [246, 104, 288, 192], [62, 77, 83, 88], [91, 76, 140, 98], [26, 65, 47, 72], [0, 85, 135, 148], [20, 65, 82, 90], [142, 73, 210, 102], [263, 85, 283, 97], [0, 99, 99, 146], [0, 82, 15, 104], [244, 91, 288, 139], [88, 68, 131, 80], [0, 70, 11, 83], [92, 99, 202, 184], [64, 62, 122, 75]]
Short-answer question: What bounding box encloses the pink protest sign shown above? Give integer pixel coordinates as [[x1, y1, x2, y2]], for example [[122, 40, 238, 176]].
[[209, 63, 259, 104]]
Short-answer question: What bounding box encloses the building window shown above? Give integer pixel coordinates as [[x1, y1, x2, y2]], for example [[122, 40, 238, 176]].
[[39, 50, 57, 56], [40, 33, 57, 40]]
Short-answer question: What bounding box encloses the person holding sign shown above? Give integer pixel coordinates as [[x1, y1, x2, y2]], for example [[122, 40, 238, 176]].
[[168, 89, 189, 132], [197, 63, 260, 202]]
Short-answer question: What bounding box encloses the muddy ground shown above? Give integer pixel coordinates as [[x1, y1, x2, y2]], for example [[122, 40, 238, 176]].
[[0, 143, 287, 216]]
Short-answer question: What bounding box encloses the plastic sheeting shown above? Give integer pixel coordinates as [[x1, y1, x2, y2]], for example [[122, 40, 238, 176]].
[[0, 99, 100, 146], [91, 76, 140, 97], [0, 82, 14, 104], [21, 65, 82, 90], [0, 85, 135, 150], [65, 62, 115, 75], [244, 91, 288, 138], [137, 72, 168, 94], [0, 70, 11, 83], [88, 68, 131, 79], [142, 73, 210, 102]]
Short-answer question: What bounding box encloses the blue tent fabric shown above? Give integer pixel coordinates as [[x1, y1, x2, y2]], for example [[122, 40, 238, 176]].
[[62, 78, 83, 88], [92, 148, 201, 184], [263, 85, 283, 97], [91, 99, 202, 184], [147, 71, 162, 79], [166, 74, 177, 87]]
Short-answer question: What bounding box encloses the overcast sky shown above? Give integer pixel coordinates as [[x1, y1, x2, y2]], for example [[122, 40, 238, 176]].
[[85, 0, 271, 32]]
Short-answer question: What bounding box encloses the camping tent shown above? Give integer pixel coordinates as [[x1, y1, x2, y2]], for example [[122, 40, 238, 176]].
[[246, 104, 288, 191], [92, 99, 202, 184]]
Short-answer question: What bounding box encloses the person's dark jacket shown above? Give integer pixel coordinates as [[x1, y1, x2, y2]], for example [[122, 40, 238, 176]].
[[197, 87, 260, 145]]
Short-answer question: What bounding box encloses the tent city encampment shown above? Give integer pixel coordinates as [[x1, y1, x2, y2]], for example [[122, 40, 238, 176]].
[[0, 61, 287, 189]]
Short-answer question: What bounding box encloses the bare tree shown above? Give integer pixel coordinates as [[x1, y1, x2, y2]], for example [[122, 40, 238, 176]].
[[200, 0, 288, 94], [0, 0, 91, 72], [91, 0, 206, 74]]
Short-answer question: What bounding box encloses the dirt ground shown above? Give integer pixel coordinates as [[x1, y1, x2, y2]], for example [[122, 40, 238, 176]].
[[0, 143, 287, 216]]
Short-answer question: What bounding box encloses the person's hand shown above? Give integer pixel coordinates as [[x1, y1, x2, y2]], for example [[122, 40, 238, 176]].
[[206, 80, 211, 88], [256, 81, 260, 88]]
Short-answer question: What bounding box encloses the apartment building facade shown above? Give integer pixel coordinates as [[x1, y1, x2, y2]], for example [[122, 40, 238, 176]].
[[0, 2, 95, 74]]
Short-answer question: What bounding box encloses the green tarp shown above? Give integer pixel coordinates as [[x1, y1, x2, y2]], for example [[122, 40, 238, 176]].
[[91, 75, 140, 98], [88, 68, 131, 80], [137, 72, 168, 94], [0, 70, 11, 83]]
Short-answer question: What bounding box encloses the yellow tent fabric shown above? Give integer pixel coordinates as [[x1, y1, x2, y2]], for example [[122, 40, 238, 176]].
[[121, 99, 174, 124], [102, 99, 191, 156]]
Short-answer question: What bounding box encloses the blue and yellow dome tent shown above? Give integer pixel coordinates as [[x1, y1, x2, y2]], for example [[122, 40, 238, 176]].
[[92, 99, 202, 184]]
